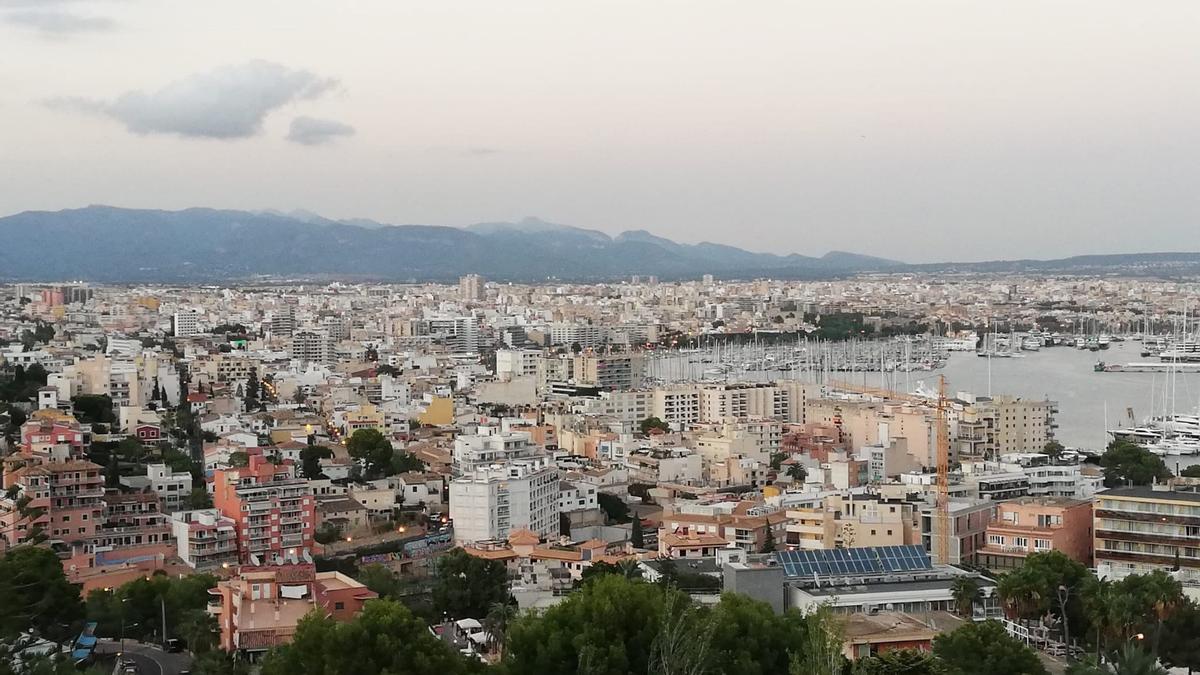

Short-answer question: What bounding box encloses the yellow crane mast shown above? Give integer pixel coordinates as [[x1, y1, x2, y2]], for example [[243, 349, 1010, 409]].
[[935, 375, 951, 565]]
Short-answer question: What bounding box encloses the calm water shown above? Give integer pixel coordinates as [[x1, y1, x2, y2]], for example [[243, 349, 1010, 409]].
[[932, 342, 1200, 451]]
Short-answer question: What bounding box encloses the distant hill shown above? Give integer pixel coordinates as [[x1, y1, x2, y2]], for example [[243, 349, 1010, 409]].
[[1, 206, 1189, 283], [0, 206, 903, 282]]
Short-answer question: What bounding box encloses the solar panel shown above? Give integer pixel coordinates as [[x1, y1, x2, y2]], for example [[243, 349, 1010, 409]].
[[776, 545, 932, 579]]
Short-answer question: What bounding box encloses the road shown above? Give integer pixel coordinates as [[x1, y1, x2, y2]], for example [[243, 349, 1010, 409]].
[[96, 640, 193, 675]]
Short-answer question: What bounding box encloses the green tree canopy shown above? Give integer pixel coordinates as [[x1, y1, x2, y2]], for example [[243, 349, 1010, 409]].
[[260, 600, 482, 675], [598, 492, 631, 523], [300, 445, 334, 479], [0, 547, 83, 644], [1100, 440, 1172, 487], [505, 574, 682, 675], [638, 416, 671, 435], [932, 619, 1048, 675], [346, 428, 395, 478], [853, 648, 945, 675], [432, 548, 509, 620]]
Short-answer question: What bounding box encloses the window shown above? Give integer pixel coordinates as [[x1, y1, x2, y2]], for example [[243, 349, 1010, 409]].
[[334, 602, 345, 610], [1014, 537, 1029, 548], [988, 535, 1006, 545], [1034, 539, 1051, 550]]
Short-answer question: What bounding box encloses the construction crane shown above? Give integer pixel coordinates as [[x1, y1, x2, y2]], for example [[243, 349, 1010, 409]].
[[935, 375, 951, 566]]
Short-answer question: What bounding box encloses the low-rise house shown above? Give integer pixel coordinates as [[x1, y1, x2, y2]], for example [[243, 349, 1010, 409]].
[[209, 558, 376, 657]]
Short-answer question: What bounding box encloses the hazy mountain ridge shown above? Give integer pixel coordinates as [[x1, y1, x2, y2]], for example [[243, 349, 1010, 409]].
[[0, 206, 903, 282], [0, 206, 1190, 282]]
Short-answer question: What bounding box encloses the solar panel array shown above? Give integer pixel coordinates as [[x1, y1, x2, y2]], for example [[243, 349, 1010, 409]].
[[776, 545, 932, 578]]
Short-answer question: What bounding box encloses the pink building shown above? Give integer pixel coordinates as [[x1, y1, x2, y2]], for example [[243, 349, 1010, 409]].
[[208, 560, 376, 656], [977, 496, 1093, 571]]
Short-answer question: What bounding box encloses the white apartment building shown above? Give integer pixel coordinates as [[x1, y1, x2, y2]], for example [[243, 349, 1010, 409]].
[[170, 509, 238, 571], [173, 311, 201, 338], [147, 463, 193, 512], [292, 329, 334, 365], [495, 348, 542, 381], [453, 427, 540, 474], [449, 456, 559, 544], [548, 322, 606, 348], [558, 480, 599, 513]]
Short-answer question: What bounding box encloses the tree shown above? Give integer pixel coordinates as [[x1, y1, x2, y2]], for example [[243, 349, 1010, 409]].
[[1067, 643, 1168, 675], [761, 526, 777, 553], [432, 549, 509, 620], [243, 369, 261, 412], [346, 428, 395, 479], [1181, 465, 1200, 478], [314, 524, 340, 554], [1044, 440, 1066, 461], [505, 574, 684, 675], [187, 487, 213, 509], [951, 577, 982, 618], [388, 450, 425, 475], [72, 394, 116, 424], [639, 416, 671, 435], [260, 600, 481, 675], [189, 649, 250, 675], [300, 445, 334, 479], [853, 648, 944, 675], [1100, 440, 1172, 488], [598, 492, 631, 523], [632, 516, 645, 549], [0, 547, 83, 644], [704, 593, 810, 675], [227, 451, 250, 468], [788, 605, 845, 675], [84, 573, 219, 644], [355, 564, 403, 600], [483, 601, 519, 657], [1161, 599, 1200, 675], [786, 463, 808, 483], [933, 620, 1048, 675]]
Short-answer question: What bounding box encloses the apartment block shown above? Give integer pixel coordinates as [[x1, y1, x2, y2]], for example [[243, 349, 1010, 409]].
[[449, 455, 559, 544], [1095, 482, 1200, 582], [977, 496, 1093, 571], [212, 456, 316, 563], [209, 560, 376, 654], [0, 460, 104, 546], [171, 509, 239, 571]]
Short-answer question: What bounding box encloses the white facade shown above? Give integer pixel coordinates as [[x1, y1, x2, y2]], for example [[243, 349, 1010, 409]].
[[147, 463, 193, 512], [173, 311, 201, 338], [495, 349, 542, 381], [558, 480, 598, 513], [453, 427, 538, 473], [449, 456, 559, 544]]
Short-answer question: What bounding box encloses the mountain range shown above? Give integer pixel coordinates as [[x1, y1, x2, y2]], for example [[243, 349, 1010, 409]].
[[0, 206, 1195, 282], [0, 206, 899, 282]]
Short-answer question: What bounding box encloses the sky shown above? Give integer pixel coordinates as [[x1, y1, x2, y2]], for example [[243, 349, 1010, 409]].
[[2, 0, 1198, 263]]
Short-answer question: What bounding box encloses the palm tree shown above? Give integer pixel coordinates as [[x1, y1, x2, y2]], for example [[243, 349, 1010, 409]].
[[617, 558, 643, 580], [483, 601, 518, 658], [1066, 643, 1168, 675], [951, 577, 982, 618], [786, 463, 807, 483]]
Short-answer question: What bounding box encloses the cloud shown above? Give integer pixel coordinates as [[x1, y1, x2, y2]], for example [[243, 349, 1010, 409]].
[[45, 60, 339, 140], [286, 116, 355, 146], [2, 9, 115, 35]]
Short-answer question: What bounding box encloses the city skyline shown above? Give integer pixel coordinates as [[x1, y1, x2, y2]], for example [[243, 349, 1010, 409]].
[[4, 1, 1199, 262]]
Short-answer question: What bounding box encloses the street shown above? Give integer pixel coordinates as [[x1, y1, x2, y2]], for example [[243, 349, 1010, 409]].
[[96, 640, 193, 675]]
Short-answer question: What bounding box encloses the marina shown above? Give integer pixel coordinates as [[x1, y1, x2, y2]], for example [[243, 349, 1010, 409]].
[[646, 337, 1200, 451]]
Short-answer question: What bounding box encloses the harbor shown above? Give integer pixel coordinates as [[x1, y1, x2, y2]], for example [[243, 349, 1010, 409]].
[[646, 336, 1200, 451]]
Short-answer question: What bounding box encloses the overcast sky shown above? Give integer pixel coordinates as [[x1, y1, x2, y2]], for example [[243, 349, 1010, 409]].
[[2, 1, 1198, 263]]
